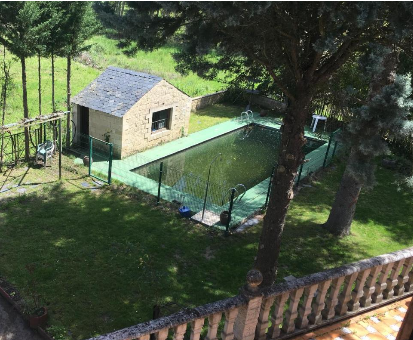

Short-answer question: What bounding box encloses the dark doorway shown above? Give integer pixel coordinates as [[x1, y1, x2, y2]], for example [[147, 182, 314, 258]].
[[79, 106, 89, 135]]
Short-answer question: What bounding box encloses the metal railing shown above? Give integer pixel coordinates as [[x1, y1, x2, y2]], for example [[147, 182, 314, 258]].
[[152, 119, 168, 132]]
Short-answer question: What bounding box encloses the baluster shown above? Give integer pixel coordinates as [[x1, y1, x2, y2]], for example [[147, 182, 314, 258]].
[[296, 284, 318, 329], [395, 258, 413, 296], [206, 313, 222, 340], [406, 271, 413, 293], [308, 280, 331, 325], [348, 269, 371, 312], [190, 319, 205, 340], [156, 328, 169, 340], [268, 293, 289, 339], [222, 308, 238, 340], [282, 288, 304, 334], [233, 269, 263, 340], [255, 297, 275, 340], [360, 266, 382, 307], [372, 263, 392, 303], [322, 276, 345, 320], [173, 324, 187, 340], [336, 273, 358, 316], [384, 260, 406, 299]]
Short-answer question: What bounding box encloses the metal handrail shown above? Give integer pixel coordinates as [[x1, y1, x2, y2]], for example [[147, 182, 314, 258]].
[[152, 118, 167, 131]]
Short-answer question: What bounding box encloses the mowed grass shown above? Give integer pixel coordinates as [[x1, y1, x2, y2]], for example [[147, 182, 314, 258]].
[[0, 156, 412, 339], [188, 102, 285, 134], [2, 51, 100, 125], [189, 103, 246, 134], [2, 34, 226, 125], [86, 35, 226, 97]]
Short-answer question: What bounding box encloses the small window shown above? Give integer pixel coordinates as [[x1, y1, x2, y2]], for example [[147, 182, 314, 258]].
[[152, 108, 172, 133]]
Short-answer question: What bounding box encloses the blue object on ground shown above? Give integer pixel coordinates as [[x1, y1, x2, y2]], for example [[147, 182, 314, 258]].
[[178, 206, 191, 218]]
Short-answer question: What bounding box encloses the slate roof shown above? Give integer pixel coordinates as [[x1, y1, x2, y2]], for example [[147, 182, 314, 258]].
[[71, 66, 163, 117]]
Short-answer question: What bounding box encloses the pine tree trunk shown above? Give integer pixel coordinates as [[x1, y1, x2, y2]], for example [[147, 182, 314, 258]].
[[323, 50, 398, 237], [51, 52, 55, 112], [21, 56, 30, 161], [38, 52, 43, 144], [254, 89, 312, 287], [323, 165, 361, 236], [51, 52, 56, 151], [38, 52, 41, 116], [0, 48, 7, 172], [66, 55, 71, 147]]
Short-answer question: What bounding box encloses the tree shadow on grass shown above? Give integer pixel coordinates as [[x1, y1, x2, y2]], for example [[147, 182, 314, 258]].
[[294, 161, 413, 248], [0, 183, 255, 339]]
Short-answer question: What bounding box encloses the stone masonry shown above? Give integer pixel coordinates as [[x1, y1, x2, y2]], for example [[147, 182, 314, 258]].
[[71, 67, 191, 159], [122, 80, 191, 158]]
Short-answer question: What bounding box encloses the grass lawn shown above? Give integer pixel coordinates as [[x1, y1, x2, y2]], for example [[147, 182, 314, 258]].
[[0, 155, 412, 339], [188, 103, 284, 134], [86, 35, 226, 97]]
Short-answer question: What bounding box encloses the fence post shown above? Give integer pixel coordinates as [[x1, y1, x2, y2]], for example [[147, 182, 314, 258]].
[[157, 161, 163, 205], [323, 133, 333, 168], [88, 136, 92, 177], [58, 118, 62, 180], [226, 188, 236, 236], [331, 141, 338, 160], [265, 165, 276, 208], [296, 163, 304, 188], [108, 143, 113, 185]]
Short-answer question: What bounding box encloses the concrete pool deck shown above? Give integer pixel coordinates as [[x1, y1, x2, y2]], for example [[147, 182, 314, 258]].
[[92, 115, 331, 229]]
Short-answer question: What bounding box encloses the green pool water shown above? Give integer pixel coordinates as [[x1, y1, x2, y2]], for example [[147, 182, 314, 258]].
[[133, 125, 324, 202]]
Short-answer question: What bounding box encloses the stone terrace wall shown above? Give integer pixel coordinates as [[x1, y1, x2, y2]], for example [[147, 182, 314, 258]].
[[121, 80, 192, 158], [191, 91, 226, 111], [250, 94, 287, 112], [88, 246, 413, 340]]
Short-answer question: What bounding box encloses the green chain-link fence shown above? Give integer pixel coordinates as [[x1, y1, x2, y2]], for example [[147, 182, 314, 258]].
[[88, 136, 113, 184]]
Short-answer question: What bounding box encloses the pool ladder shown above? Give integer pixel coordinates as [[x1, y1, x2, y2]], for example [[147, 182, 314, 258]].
[[221, 184, 247, 206], [240, 110, 254, 123]]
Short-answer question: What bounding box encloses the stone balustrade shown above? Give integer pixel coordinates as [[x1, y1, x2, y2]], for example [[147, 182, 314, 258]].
[[88, 247, 413, 340]]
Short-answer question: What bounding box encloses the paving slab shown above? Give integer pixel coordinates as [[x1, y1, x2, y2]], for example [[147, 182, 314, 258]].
[[0, 297, 42, 340]]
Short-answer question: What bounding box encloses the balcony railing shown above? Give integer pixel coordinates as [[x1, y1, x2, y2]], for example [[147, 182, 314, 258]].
[[88, 246, 413, 340], [152, 119, 167, 132]]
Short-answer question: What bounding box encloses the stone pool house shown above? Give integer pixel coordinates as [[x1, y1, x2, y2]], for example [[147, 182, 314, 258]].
[[71, 66, 192, 158]]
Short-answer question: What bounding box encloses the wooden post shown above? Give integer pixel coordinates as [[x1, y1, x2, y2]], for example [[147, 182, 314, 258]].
[[58, 118, 62, 180]]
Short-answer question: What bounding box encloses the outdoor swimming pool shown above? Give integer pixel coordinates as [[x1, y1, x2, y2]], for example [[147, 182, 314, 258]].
[[133, 124, 325, 204]]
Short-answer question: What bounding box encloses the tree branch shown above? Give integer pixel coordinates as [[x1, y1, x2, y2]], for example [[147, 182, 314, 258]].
[[245, 49, 295, 100]]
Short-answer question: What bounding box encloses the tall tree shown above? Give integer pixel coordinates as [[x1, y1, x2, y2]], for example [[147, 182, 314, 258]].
[[39, 2, 66, 114], [0, 47, 12, 173], [103, 2, 413, 286], [0, 2, 47, 160], [59, 2, 98, 147], [324, 46, 413, 236]]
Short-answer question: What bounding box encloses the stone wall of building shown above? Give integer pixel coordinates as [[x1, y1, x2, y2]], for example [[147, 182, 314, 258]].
[[72, 104, 123, 158], [88, 109, 123, 158], [121, 80, 192, 158]]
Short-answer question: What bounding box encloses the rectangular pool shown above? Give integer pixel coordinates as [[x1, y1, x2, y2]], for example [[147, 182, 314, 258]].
[[133, 125, 324, 204]]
